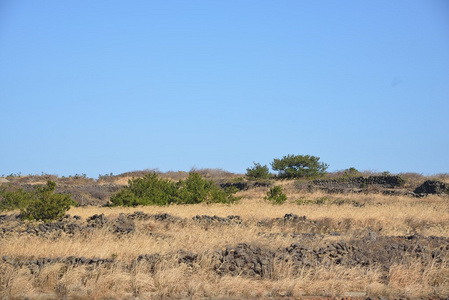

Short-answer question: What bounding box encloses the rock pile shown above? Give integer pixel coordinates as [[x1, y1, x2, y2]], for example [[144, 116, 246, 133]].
[[215, 243, 274, 277], [414, 180, 449, 195], [127, 211, 152, 220], [112, 214, 135, 235], [213, 235, 449, 278], [257, 213, 316, 230], [87, 214, 108, 228], [1, 255, 115, 274], [151, 213, 183, 223], [192, 215, 242, 225], [25, 221, 82, 236], [0, 213, 137, 238], [312, 175, 405, 194]]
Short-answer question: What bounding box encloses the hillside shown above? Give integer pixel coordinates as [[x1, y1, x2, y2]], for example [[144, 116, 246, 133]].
[[1, 170, 449, 299]]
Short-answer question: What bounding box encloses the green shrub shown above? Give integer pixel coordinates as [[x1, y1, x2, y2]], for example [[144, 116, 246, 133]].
[[271, 154, 328, 179], [110, 173, 178, 206], [343, 167, 359, 178], [110, 172, 239, 207], [178, 172, 239, 204], [0, 186, 32, 211], [246, 162, 271, 180], [21, 181, 77, 222], [264, 185, 287, 204], [178, 172, 211, 204]]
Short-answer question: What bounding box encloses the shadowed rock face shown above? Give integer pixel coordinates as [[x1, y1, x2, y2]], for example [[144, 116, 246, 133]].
[[414, 180, 449, 195]]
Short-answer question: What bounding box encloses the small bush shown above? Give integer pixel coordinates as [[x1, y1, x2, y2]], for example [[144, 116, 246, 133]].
[[246, 162, 271, 180], [0, 186, 32, 211], [178, 172, 239, 204], [343, 167, 359, 178], [264, 185, 287, 204], [21, 181, 77, 222], [110, 173, 178, 206]]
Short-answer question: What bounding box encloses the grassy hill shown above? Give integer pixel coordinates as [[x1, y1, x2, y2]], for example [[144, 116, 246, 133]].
[[1, 169, 449, 299]]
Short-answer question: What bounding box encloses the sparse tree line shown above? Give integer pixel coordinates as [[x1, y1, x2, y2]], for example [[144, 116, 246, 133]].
[[246, 154, 328, 180], [0, 154, 332, 221]]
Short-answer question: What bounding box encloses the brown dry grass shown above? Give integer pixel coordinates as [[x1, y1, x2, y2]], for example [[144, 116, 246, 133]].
[[1, 257, 447, 299], [1, 181, 449, 299]]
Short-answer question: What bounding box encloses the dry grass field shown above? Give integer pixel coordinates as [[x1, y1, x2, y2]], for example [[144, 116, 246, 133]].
[[1, 174, 449, 299]]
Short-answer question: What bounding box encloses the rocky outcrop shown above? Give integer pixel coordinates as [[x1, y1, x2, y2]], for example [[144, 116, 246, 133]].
[[414, 180, 449, 195]]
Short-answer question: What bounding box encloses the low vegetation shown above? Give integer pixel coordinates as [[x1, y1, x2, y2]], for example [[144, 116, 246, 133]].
[[1, 161, 449, 299], [110, 172, 239, 206], [264, 185, 287, 204], [1, 180, 76, 222], [245, 162, 271, 180]]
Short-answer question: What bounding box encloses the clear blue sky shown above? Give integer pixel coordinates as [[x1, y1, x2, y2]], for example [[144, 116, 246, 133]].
[[1, 1, 448, 178]]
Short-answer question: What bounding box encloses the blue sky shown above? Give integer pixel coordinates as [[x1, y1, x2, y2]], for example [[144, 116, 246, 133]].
[[1, 1, 448, 177]]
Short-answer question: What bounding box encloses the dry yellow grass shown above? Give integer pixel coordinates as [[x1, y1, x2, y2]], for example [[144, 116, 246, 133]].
[[67, 188, 449, 237], [1, 184, 449, 299], [1, 257, 447, 299]]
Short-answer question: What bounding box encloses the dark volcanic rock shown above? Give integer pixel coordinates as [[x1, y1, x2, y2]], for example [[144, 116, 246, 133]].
[[283, 213, 307, 222], [213, 235, 449, 278], [151, 213, 183, 223], [192, 215, 242, 225], [220, 181, 272, 191], [215, 243, 275, 277], [87, 214, 108, 228], [414, 180, 449, 195], [220, 182, 249, 191], [177, 250, 198, 265], [2, 234, 449, 281], [313, 175, 405, 190], [127, 211, 152, 220], [311, 175, 406, 194], [24, 220, 81, 236], [112, 214, 135, 235]]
